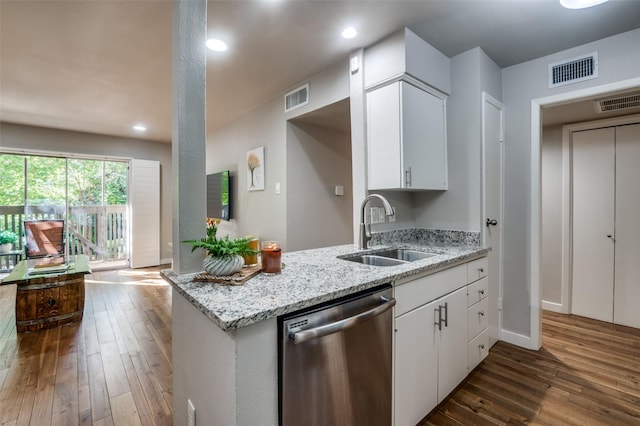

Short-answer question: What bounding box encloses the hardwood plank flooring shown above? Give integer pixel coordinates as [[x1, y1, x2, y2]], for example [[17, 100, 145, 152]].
[[0, 266, 172, 425], [421, 311, 640, 425], [3, 268, 640, 425]]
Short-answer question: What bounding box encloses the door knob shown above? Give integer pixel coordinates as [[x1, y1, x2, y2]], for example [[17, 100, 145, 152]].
[[486, 218, 498, 227]]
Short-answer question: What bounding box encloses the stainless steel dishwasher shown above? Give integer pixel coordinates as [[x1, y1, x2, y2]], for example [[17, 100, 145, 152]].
[[279, 285, 396, 426]]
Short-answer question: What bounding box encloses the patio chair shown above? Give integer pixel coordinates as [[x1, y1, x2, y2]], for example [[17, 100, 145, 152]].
[[24, 219, 66, 259]]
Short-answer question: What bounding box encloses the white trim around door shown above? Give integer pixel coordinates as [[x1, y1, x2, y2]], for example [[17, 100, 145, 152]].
[[530, 76, 640, 350]]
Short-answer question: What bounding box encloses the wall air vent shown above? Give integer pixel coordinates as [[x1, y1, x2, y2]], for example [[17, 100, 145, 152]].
[[594, 92, 640, 113], [548, 52, 598, 88], [284, 83, 309, 112]]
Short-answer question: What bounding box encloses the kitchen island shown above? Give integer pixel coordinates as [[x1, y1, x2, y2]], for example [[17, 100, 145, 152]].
[[162, 241, 488, 425]]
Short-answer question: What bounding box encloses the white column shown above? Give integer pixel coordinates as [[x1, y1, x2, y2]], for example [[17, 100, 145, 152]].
[[172, 0, 207, 274]]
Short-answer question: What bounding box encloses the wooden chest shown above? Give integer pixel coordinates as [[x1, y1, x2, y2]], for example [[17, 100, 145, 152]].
[[15, 273, 85, 333]]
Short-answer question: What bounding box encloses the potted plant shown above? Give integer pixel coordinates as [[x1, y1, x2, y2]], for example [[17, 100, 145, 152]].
[[183, 219, 257, 276], [0, 230, 18, 253]]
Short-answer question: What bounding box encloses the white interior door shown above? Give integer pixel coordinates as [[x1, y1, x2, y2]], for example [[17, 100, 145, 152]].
[[613, 123, 640, 328], [482, 93, 503, 345], [571, 128, 615, 322]]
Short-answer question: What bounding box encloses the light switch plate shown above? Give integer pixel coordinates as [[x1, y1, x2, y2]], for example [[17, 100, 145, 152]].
[[370, 207, 379, 224]]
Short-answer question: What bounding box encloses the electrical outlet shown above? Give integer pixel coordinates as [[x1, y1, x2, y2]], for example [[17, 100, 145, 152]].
[[188, 399, 196, 426], [389, 207, 396, 222]]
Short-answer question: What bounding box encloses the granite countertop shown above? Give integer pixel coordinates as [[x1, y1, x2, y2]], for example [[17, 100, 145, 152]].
[[162, 241, 489, 331]]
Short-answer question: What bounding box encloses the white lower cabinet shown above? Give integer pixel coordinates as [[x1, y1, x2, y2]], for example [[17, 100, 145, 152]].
[[394, 286, 467, 426], [394, 299, 438, 426], [468, 329, 490, 371], [393, 256, 490, 426], [435, 287, 469, 402]]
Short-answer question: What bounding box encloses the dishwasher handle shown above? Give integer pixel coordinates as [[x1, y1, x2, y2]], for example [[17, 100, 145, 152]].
[[289, 296, 396, 344]]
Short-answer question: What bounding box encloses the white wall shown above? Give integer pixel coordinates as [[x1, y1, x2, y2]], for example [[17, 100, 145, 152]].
[[541, 125, 563, 305], [286, 121, 353, 251], [501, 28, 640, 337], [412, 47, 502, 232], [206, 60, 350, 250], [0, 122, 173, 263]]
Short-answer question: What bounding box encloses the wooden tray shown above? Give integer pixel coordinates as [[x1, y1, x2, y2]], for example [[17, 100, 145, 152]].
[[193, 264, 261, 285]]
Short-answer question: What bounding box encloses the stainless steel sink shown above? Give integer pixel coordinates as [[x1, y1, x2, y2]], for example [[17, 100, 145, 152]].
[[373, 248, 435, 262], [346, 255, 408, 267], [339, 248, 436, 266]]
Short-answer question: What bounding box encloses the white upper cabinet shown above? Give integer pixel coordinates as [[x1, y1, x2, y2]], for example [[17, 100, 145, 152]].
[[364, 28, 450, 94], [367, 80, 447, 191]]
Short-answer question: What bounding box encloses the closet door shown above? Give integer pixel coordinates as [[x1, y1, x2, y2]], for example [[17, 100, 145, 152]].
[[614, 123, 640, 328], [571, 128, 615, 322]]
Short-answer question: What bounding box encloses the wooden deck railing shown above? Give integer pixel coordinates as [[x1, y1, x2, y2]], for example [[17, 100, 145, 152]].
[[0, 204, 128, 269]]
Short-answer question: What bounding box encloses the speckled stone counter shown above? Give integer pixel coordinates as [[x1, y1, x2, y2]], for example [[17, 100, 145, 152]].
[[161, 242, 488, 331]]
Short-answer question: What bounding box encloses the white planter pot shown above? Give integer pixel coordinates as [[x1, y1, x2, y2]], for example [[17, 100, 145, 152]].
[[203, 255, 244, 276], [0, 243, 12, 253]]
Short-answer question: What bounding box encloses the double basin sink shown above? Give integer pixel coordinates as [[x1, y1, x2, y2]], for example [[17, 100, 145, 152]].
[[339, 248, 436, 267]]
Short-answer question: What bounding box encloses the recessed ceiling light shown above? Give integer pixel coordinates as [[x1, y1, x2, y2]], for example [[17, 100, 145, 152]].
[[133, 124, 147, 132], [559, 0, 609, 9], [341, 27, 357, 39], [206, 38, 228, 52]]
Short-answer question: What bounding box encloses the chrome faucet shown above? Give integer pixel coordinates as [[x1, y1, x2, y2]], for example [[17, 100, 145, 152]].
[[359, 194, 394, 250]]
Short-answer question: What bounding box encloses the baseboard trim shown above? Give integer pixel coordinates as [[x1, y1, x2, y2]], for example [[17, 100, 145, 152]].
[[542, 300, 563, 313], [500, 329, 538, 350], [160, 258, 173, 267]]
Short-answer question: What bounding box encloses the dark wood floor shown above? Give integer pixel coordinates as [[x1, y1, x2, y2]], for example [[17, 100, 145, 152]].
[[422, 311, 640, 425], [0, 266, 173, 425], [2, 269, 639, 425]]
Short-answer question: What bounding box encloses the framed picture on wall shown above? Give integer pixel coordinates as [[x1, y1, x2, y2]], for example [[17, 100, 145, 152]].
[[247, 146, 265, 191]]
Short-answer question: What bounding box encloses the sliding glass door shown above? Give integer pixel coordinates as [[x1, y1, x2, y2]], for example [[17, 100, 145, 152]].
[[0, 153, 129, 269]]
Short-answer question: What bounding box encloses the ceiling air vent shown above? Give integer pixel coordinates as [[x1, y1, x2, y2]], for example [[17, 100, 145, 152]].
[[284, 84, 309, 112], [594, 92, 640, 113], [548, 52, 598, 88]]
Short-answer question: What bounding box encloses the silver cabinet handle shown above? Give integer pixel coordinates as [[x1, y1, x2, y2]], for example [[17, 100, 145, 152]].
[[405, 167, 412, 187], [478, 268, 484, 273], [479, 289, 485, 295], [289, 296, 396, 344], [480, 344, 485, 350], [434, 305, 443, 331], [443, 302, 448, 328], [479, 311, 485, 317]]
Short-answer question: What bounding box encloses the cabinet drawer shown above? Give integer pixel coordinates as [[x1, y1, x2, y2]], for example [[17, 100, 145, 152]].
[[467, 277, 488, 307], [468, 329, 489, 371], [467, 257, 488, 283], [395, 264, 466, 317], [467, 297, 489, 341]]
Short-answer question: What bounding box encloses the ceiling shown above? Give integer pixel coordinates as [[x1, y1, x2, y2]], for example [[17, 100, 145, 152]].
[[1, 0, 640, 143]]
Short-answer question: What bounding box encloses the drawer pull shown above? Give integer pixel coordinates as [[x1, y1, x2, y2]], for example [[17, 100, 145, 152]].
[[478, 311, 485, 317], [47, 298, 56, 306], [479, 290, 485, 295], [478, 267, 484, 273], [479, 344, 485, 350]]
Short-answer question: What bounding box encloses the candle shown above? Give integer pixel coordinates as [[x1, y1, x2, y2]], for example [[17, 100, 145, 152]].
[[261, 241, 281, 274], [242, 237, 259, 267]]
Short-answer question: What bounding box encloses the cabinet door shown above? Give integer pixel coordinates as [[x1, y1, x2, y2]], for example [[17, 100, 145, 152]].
[[437, 287, 468, 402], [394, 301, 438, 426], [401, 82, 447, 190], [367, 82, 402, 189]]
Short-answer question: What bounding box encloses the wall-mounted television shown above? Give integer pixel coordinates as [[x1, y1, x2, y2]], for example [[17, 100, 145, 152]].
[[207, 171, 233, 220]]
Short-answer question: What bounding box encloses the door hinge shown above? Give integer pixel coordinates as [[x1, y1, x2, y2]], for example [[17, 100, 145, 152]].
[[499, 130, 504, 142]]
